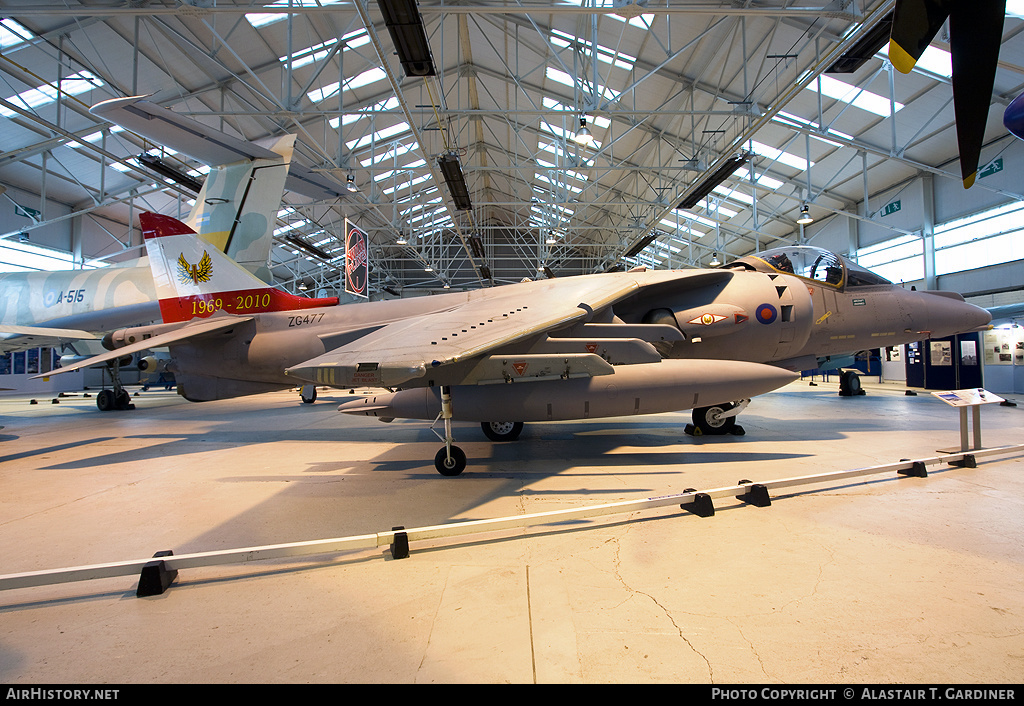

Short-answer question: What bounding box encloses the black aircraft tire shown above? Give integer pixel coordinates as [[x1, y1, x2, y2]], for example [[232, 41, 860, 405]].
[[692, 404, 736, 435], [435, 446, 467, 476], [481, 421, 524, 441], [96, 389, 115, 412], [300, 385, 317, 404], [115, 390, 132, 410]]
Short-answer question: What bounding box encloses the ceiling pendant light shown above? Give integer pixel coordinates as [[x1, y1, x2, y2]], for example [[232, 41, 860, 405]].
[[573, 116, 594, 146], [797, 203, 813, 225]]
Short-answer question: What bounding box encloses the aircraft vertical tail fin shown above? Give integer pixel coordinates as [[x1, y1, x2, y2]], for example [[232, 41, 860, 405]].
[[185, 134, 296, 278], [140, 212, 338, 323]]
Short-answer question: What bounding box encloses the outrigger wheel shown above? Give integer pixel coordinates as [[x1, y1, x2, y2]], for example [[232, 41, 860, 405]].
[[691, 403, 736, 435]]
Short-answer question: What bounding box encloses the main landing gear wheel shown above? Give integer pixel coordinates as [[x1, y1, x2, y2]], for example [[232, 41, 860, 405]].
[[96, 357, 134, 411], [96, 388, 132, 411], [96, 389, 115, 412], [481, 421, 524, 441], [434, 445, 467, 476], [692, 404, 736, 435], [300, 384, 317, 404]]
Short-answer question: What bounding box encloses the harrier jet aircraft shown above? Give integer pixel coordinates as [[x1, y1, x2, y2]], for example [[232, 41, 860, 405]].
[[45, 212, 991, 475]]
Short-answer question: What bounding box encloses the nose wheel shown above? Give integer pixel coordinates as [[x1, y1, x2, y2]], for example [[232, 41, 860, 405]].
[[434, 445, 467, 476], [433, 386, 467, 476]]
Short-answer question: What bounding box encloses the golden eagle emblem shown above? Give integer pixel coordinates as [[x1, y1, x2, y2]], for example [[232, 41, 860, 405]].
[[177, 251, 213, 285]]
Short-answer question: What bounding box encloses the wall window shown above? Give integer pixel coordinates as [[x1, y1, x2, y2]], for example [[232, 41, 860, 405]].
[[856, 233, 924, 283], [934, 201, 1024, 276]]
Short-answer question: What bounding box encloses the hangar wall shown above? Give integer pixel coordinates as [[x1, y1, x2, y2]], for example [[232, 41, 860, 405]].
[[804, 136, 1024, 300]]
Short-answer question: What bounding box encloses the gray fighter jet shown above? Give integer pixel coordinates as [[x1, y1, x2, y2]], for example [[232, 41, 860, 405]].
[[47, 214, 991, 475]]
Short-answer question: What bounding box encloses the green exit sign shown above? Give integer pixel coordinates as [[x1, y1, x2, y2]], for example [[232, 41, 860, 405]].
[[14, 204, 41, 221], [880, 200, 901, 217], [979, 158, 1003, 179]]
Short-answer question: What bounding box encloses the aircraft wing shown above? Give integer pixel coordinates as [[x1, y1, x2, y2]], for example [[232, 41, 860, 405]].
[[285, 272, 696, 389], [34, 315, 252, 378], [0, 324, 100, 353]]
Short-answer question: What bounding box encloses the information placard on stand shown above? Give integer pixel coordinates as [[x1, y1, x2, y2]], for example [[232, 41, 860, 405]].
[[931, 388, 1004, 454]]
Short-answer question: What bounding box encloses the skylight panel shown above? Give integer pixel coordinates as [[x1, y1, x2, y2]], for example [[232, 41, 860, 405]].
[[540, 120, 602, 149], [401, 196, 442, 215], [374, 159, 426, 183], [308, 67, 387, 104], [609, 13, 654, 30], [811, 75, 904, 117], [0, 71, 105, 119], [542, 97, 610, 129], [693, 199, 738, 219], [274, 219, 310, 236], [283, 39, 337, 70], [406, 206, 448, 225], [383, 172, 432, 196], [332, 97, 400, 128], [359, 139, 415, 167], [545, 67, 620, 102], [68, 126, 123, 150], [281, 30, 370, 70], [733, 168, 783, 191], [247, 0, 345, 29], [749, 140, 812, 171], [672, 211, 718, 229], [549, 30, 636, 71], [659, 217, 707, 236], [535, 173, 583, 193], [773, 111, 853, 142], [562, 0, 652, 29], [345, 122, 411, 151], [395, 187, 437, 205], [0, 19, 32, 52], [879, 42, 951, 79], [532, 202, 574, 217], [712, 185, 754, 205]]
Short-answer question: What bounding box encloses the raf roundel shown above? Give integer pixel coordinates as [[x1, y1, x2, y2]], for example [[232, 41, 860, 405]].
[[755, 303, 777, 325]]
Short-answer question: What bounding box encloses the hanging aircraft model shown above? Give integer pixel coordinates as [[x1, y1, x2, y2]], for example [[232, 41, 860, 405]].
[[43, 211, 991, 475], [888, 0, 1006, 188]]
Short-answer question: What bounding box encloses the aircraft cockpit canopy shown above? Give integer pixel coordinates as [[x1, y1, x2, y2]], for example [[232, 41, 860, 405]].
[[727, 246, 891, 291]]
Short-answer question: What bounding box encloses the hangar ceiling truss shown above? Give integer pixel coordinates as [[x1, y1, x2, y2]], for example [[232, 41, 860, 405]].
[[1, 1, 1023, 295]]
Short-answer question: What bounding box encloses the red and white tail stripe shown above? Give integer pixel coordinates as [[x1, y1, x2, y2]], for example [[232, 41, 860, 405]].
[[140, 212, 338, 323]]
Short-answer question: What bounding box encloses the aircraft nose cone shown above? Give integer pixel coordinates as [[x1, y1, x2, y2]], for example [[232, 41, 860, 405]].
[[920, 291, 991, 337]]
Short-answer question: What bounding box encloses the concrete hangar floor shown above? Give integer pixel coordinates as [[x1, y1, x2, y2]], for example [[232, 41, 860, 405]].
[[0, 377, 1022, 684]]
